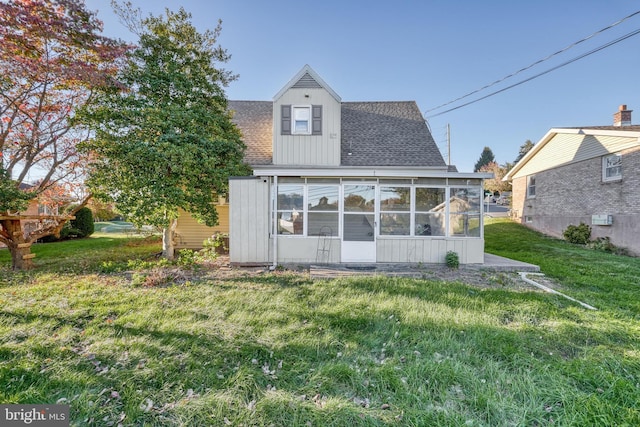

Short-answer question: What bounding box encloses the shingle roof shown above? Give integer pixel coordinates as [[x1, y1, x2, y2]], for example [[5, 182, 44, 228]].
[[341, 101, 445, 167], [228, 100, 273, 165], [560, 125, 640, 131], [227, 100, 446, 168]]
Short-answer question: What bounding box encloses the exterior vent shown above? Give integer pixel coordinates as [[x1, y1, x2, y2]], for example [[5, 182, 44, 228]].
[[591, 214, 613, 226], [291, 72, 323, 89]]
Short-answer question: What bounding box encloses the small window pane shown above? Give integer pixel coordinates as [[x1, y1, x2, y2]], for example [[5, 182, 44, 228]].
[[603, 154, 622, 181], [415, 213, 445, 236], [380, 186, 410, 211], [416, 188, 445, 211], [380, 213, 410, 235], [277, 185, 304, 210], [527, 176, 536, 197], [451, 213, 481, 237], [308, 185, 339, 211], [344, 185, 375, 212], [449, 187, 481, 237], [293, 106, 310, 134], [278, 211, 303, 235], [308, 213, 338, 236]]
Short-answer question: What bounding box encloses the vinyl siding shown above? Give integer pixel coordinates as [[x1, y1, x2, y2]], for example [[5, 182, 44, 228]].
[[175, 207, 229, 249], [229, 178, 271, 264], [273, 88, 341, 166], [377, 238, 484, 264]]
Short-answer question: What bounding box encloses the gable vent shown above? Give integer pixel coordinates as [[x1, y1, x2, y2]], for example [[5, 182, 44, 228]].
[[291, 72, 323, 89]]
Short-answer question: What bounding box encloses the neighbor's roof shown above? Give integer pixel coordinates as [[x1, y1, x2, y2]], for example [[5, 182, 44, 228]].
[[228, 100, 447, 168], [503, 125, 640, 181]]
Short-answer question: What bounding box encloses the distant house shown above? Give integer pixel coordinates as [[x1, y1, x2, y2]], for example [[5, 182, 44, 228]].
[[175, 65, 492, 265], [504, 105, 640, 255], [0, 183, 59, 247]]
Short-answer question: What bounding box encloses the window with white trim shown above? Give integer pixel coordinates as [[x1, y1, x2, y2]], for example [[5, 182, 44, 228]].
[[415, 187, 446, 236], [449, 187, 481, 237], [527, 175, 536, 198], [307, 185, 339, 236], [602, 153, 622, 182], [277, 184, 304, 235], [380, 186, 411, 235], [292, 105, 311, 134]]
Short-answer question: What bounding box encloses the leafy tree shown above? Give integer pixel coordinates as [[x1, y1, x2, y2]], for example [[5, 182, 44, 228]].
[[479, 161, 511, 194], [474, 146, 495, 172], [80, 6, 249, 259], [0, 0, 127, 269], [0, 168, 30, 213], [514, 140, 535, 164]]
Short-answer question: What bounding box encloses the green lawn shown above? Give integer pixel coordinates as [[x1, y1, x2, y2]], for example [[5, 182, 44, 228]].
[[0, 221, 638, 426]]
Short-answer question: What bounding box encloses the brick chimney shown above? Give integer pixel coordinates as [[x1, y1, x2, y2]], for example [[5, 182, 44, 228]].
[[613, 104, 632, 126]]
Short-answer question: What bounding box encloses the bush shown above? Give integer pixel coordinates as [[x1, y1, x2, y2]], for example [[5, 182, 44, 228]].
[[445, 251, 459, 269], [586, 237, 629, 256], [563, 222, 591, 245], [71, 207, 94, 238]]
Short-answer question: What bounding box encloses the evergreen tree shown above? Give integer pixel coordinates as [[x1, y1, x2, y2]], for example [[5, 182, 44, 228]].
[[474, 146, 495, 172], [80, 7, 250, 259], [514, 140, 535, 164]]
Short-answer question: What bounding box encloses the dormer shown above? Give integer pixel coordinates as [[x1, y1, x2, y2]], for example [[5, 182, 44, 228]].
[[272, 65, 342, 166]]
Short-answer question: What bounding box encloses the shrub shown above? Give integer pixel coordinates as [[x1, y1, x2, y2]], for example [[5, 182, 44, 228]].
[[71, 207, 94, 237], [445, 251, 459, 269], [563, 222, 591, 245], [586, 237, 630, 256]]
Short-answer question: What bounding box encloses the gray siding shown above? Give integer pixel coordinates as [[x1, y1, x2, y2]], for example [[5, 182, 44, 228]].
[[229, 178, 271, 264], [273, 88, 341, 166]]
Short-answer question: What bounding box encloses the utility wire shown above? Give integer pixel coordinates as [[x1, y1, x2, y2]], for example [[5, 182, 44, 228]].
[[426, 26, 640, 118], [425, 10, 640, 115]]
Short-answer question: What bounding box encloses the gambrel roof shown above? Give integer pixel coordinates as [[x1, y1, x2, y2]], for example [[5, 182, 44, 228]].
[[228, 100, 446, 168]]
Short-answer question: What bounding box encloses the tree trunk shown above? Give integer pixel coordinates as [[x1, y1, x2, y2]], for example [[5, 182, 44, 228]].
[[162, 219, 178, 260], [1, 219, 34, 270]]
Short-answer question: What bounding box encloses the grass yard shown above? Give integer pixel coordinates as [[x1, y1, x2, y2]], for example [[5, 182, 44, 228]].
[[0, 220, 638, 426]]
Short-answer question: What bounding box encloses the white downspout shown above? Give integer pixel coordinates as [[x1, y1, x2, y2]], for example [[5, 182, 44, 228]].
[[271, 176, 278, 270]]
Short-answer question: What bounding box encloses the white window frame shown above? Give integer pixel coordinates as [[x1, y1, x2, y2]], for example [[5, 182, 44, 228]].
[[292, 105, 312, 135], [526, 175, 536, 198], [602, 153, 622, 182]]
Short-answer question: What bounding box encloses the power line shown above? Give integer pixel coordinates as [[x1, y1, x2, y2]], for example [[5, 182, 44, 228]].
[[425, 10, 640, 116], [426, 26, 640, 118]]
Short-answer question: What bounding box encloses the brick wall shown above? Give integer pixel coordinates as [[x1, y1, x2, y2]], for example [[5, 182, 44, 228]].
[[514, 146, 640, 255]]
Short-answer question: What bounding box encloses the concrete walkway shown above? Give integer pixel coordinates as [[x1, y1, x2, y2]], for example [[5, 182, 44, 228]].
[[309, 253, 539, 279]]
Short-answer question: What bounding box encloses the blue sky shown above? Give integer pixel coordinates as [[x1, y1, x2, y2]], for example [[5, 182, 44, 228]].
[[85, 0, 640, 172]]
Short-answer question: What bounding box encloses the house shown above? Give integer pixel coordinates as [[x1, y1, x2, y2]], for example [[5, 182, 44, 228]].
[[503, 104, 640, 255], [0, 183, 60, 247], [175, 65, 492, 265]]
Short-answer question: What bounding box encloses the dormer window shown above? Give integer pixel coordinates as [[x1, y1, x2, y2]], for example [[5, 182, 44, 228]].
[[293, 105, 311, 134], [281, 105, 322, 135]]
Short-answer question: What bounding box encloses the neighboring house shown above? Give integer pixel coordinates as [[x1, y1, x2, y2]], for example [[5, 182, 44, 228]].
[[176, 65, 492, 265], [0, 183, 60, 247], [503, 104, 640, 255]]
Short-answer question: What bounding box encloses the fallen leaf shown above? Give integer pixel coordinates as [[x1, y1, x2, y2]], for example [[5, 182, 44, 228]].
[[139, 398, 153, 412]]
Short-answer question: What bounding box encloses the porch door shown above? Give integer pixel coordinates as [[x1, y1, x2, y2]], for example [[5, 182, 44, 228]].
[[341, 184, 376, 262]]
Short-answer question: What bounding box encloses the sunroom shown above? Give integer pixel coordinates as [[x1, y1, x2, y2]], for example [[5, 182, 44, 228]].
[[229, 170, 490, 266]]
